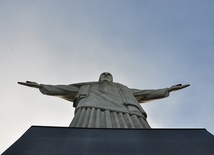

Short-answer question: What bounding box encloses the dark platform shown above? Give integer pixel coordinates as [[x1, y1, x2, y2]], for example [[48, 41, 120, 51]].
[[3, 126, 214, 155]]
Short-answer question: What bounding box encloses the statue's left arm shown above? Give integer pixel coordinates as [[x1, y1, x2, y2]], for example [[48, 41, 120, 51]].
[[131, 84, 190, 103]]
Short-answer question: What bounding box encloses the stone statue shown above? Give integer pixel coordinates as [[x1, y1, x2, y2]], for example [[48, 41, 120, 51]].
[[18, 72, 189, 128]]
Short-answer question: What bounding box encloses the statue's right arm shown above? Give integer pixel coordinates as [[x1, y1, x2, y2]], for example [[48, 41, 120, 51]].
[[130, 84, 189, 103], [18, 81, 79, 96], [131, 88, 170, 103]]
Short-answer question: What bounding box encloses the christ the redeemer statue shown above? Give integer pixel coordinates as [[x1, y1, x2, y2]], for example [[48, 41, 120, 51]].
[[18, 72, 189, 128]]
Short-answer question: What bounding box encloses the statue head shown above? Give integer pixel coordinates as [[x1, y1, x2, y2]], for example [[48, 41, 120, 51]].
[[99, 72, 113, 82]]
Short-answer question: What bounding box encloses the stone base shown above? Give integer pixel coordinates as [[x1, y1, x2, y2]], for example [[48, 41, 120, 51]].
[[3, 126, 214, 154]]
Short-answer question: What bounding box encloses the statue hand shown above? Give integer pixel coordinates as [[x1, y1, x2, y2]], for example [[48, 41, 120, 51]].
[[18, 81, 41, 88], [168, 84, 190, 92]]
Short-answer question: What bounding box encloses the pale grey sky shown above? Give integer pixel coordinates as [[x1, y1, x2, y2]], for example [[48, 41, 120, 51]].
[[1, 0, 214, 153]]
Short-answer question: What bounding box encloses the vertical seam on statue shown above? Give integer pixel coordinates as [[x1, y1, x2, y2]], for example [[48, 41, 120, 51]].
[[132, 115, 142, 128], [76, 108, 85, 127], [125, 113, 135, 128], [88, 107, 95, 127], [119, 113, 128, 128], [95, 109, 101, 128], [82, 108, 90, 127], [105, 110, 112, 128], [113, 112, 120, 128]]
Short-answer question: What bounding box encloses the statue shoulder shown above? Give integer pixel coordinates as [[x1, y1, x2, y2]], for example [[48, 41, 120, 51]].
[[70, 81, 98, 88], [115, 82, 129, 89]]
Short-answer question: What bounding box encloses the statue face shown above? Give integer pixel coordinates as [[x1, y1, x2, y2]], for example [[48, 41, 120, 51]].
[[99, 72, 113, 82]]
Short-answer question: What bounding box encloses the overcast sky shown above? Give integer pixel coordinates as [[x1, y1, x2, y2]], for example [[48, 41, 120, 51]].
[[1, 0, 214, 153]]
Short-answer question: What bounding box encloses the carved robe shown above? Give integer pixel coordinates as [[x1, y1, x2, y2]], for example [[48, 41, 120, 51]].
[[39, 81, 169, 128]]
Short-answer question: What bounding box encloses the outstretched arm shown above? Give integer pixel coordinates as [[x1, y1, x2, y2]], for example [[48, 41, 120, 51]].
[[168, 84, 190, 92], [18, 81, 40, 88], [18, 81, 79, 101], [131, 84, 190, 103]]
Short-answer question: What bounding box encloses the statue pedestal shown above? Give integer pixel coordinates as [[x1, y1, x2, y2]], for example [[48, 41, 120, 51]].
[[3, 126, 214, 154]]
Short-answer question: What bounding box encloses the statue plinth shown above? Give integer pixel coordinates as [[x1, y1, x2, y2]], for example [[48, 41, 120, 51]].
[[3, 126, 214, 154]]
